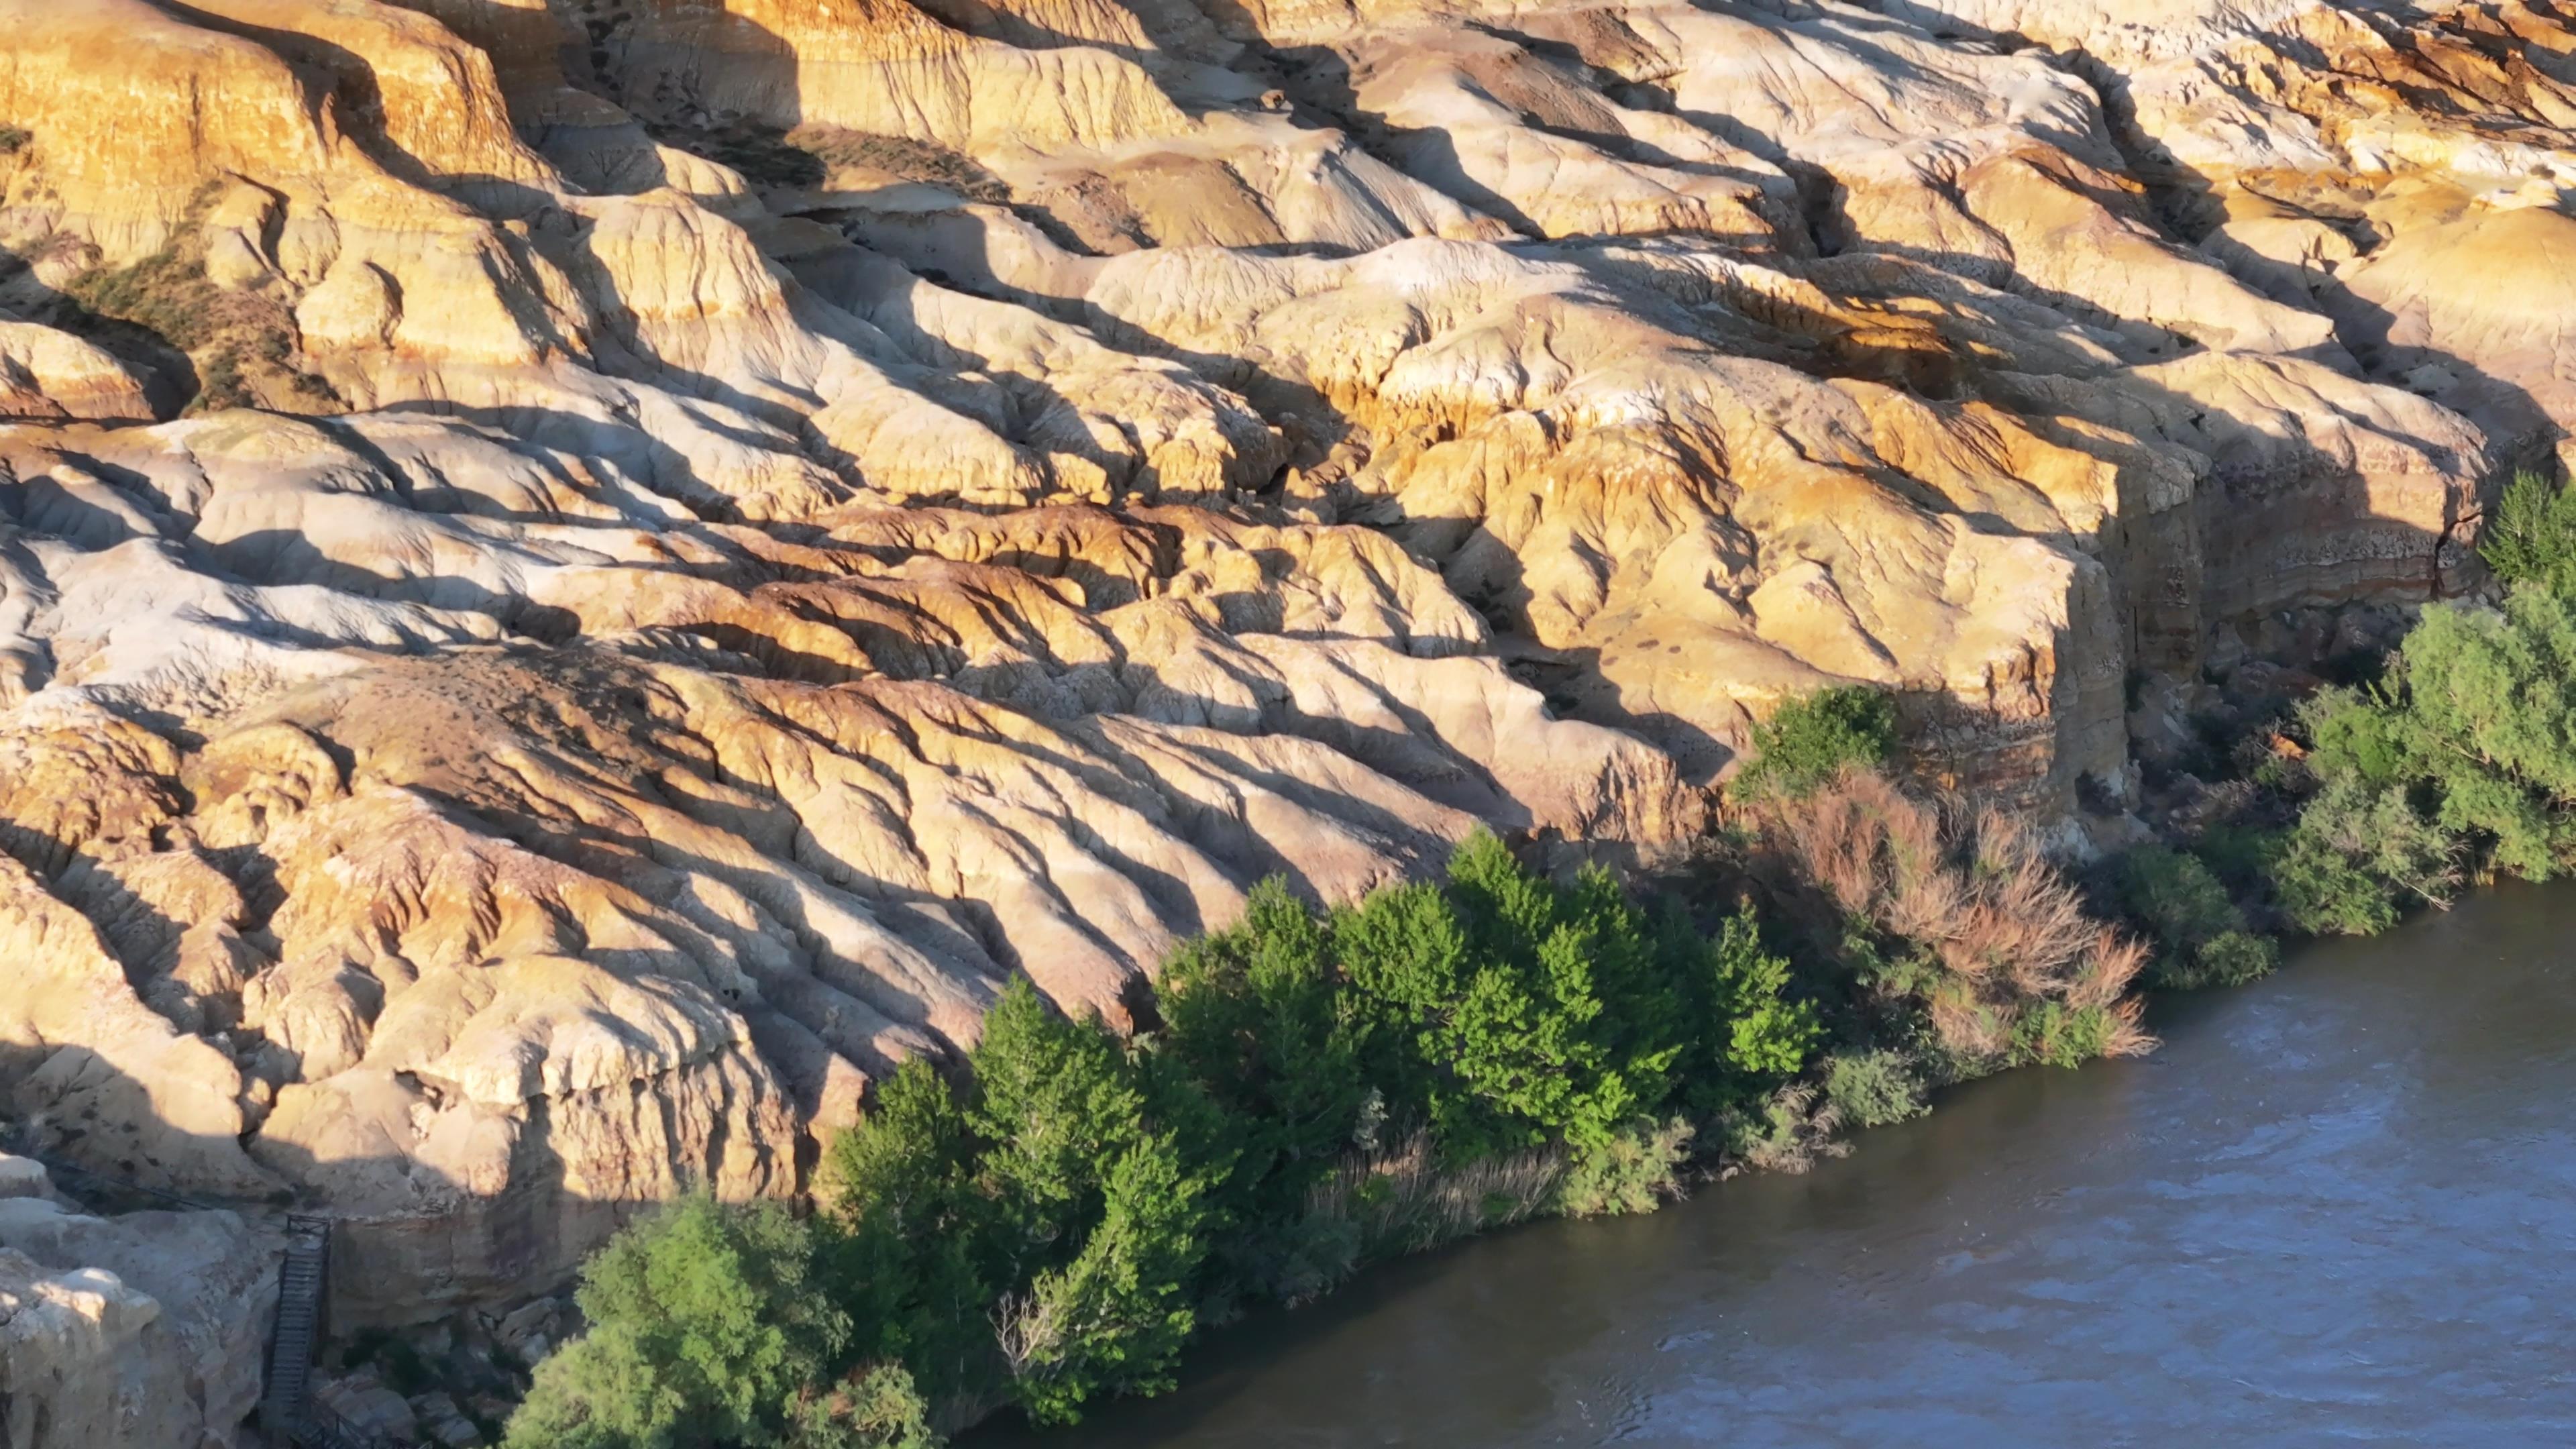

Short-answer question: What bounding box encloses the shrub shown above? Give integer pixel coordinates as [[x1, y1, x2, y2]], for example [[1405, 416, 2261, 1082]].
[[2192, 823, 2282, 895], [1822, 1049, 1929, 1129], [2114, 848, 2237, 952], [784, 1365, 941, 1449], [2479, 470, 2576, 596], [1713, 1083, 1849, 1175], [2363, 591, 2576, 875], [2267, 784, 2416, 936], [2006, 1001, 2127, 1069], [55, 186, 341, 415], [786, 126, 1011, 203], [2181, 930, 2279, 989], [1554, 1118, 1694, 1218], [1730, 686, 1898, 802], [1752, 769, 2151, 1068], [2109, 847, 2278, 989], [1301, 1132, 1563, 1259]]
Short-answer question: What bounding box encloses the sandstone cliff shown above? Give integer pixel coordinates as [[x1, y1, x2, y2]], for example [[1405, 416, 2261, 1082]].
[[0, 0, 2551, 1340]]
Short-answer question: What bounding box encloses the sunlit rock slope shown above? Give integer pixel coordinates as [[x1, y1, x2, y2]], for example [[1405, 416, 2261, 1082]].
[[0, 0, 2551, 1322]]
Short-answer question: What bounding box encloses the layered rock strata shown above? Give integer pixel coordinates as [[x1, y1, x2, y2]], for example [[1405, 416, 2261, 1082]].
[[0, 0, 2552, 1326]]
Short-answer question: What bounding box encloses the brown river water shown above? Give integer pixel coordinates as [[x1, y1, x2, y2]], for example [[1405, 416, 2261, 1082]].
[[973, 881, 2576, 1447]]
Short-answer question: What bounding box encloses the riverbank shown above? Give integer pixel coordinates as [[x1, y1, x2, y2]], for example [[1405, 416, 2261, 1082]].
[[494, 683, 2172, 1446], [969, 881, 2576, 1447], [501, 535, 2576, 1445]]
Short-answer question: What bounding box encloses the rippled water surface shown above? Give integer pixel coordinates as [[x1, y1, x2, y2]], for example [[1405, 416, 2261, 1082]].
[[975, 884, 2576, 1447]]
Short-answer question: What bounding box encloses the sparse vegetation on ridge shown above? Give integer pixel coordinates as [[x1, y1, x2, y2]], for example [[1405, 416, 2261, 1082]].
[[53, 187, 341, 416]]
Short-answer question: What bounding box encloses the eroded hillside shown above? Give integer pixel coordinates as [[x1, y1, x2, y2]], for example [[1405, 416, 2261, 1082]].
[[0, 0, 2557, 1341]]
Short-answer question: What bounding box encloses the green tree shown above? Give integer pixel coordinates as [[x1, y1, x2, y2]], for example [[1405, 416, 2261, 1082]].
[[1730, 686, 1898, 801], [1155, 879, 1364, 1299], [1000, 1136, 1208, 1424], [2381, 590, 2576, 875], [504, 1199, 848, 1449], [2270, 777, 2454, 934], [1689, 905, 1822, 1100], [2276, 588, 2576, 921], [966, 978, 1212, 1419], [1414, 831, 1699, 1158], [970, 979, 1143, 1250], [1331, 875, 1473, 1140], [818, 1060, 998, 1409], [2479, 470, 2576, 595]]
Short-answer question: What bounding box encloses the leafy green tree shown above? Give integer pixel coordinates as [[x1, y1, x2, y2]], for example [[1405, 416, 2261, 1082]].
[[1000, 1136, 1208, 1424], [970, 979, 1142, 1245], [2480, 470, 2576, 595], [1690, 906, 1822, 1099], [1730, 686, 1898, 801], [2275, 588, 2576, 922], [504, 1199, 849, 1449], [2379, 590, 2576, 875], [1155, 879, 1363, 1298], [818, 1060, 998, 1409], [1332, 875, 1472, 1139], [1438, 831, 1652, 1155], [2270, 777, 2450, 934], [966, 978, 1212, 1419]]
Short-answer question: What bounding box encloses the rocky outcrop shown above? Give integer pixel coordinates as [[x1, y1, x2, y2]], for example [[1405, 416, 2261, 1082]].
[[0, 0, 2555, 1337], [0, 1157, 279, 1449]]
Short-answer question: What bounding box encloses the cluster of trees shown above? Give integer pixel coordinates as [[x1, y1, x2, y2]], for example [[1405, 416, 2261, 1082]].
[[2267, 574, 2576, 932], [502, 1197, 938, 1449], [506, 830, 1846, 1446], [2253, 470, 2576, 933], [2096, 470, 2576, 949]]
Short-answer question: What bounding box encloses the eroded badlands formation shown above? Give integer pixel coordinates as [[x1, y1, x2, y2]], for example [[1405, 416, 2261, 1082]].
[[0, 0, 2558, 1381]]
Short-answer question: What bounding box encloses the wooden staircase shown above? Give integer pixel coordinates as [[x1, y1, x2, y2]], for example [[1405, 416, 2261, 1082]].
[[260, 1213, 397, 1449], [260, 1214, 328, 1441], [24, 1156, 395, 1448]]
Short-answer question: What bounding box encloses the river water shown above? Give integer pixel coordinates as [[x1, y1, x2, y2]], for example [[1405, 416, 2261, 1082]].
[[975, 883, 2576, 1447]]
